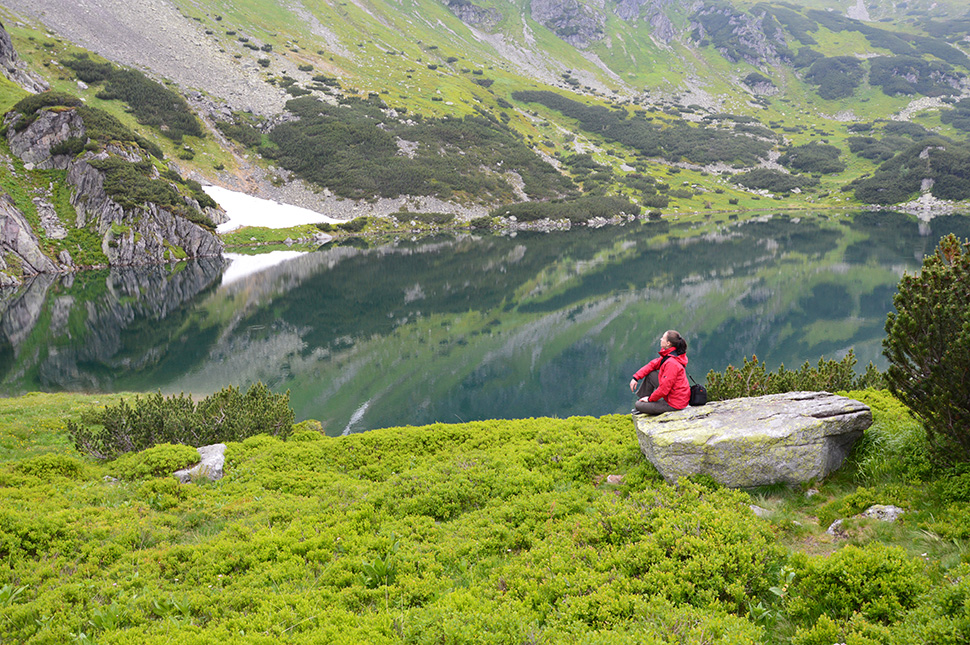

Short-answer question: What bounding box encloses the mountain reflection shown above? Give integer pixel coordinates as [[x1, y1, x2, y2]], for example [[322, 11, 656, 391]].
[[1, 212, 967, 434]]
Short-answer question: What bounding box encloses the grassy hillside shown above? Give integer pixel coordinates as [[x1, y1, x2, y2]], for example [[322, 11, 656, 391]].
[[1, 390, 969, 643]]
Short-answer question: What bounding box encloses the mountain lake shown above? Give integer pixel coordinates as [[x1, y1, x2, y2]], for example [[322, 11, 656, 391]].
[[2, 210, 968, 435]]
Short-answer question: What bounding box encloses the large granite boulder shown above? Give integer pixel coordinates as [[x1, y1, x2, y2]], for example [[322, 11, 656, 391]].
[[633, 391, 872, 488]]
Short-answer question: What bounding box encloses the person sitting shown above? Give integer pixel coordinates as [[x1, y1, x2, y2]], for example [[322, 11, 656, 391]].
[[628, 329, 691, 415]]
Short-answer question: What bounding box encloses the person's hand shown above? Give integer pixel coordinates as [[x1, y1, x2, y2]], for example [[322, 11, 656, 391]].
[[629, 378, 637, 392]]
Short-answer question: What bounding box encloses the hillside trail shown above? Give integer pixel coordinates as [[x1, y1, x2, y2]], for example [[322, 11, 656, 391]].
[[1, 0, 285, 115]]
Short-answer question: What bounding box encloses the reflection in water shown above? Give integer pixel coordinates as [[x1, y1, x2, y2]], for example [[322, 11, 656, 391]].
[[1, 212, 969, 434]]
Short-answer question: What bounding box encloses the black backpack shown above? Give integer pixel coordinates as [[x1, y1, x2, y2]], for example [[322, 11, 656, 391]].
[[686, 371, 707, 407]]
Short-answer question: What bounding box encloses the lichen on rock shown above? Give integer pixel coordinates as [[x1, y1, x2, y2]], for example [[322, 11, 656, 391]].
[[633, 391, 872, 488]]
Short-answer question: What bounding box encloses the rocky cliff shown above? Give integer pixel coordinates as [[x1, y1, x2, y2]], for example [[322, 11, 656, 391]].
[[1, 99, 224, 285], [0, 20, 48, 94]]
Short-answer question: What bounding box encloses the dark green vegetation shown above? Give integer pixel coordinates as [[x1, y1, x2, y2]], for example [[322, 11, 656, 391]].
[[69, 383, 294, 460], [62, 54, 204, 142], [778, 142, 845, 175], [512, 91, 771, 166], [705, 351, 883, 402], [884, 235, 970, 466], [845, 138, 970, 204], [801, 56, 866, 100], [1, 388, 969, 643], [734, 168, 820, 194], [490, 195, 637, 222], [88, 158, 216, 228], [222, 96, 575, 202]]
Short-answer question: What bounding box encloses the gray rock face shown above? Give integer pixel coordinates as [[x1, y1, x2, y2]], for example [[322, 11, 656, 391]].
[[447, 0, 503, 30], [0, 194, 59, 283], [0, 21, 48, 93], [633, 391, 872, 488], [174, 444, 226, 483], [531, 0, 605, 48], [69, 158, 223, 265], [6, 109, 85, 170]]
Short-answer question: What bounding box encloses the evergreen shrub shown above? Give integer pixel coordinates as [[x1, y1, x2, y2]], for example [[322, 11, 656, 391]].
[[884, 234, 970, 465], [68, 382, 294, 459], [705, 350, 882, 401], [63, 55, 204, 142]]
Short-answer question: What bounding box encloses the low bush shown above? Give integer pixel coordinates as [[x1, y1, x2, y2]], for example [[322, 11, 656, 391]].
[[109, 443, 201, 479], [12, 453, 87, 480], [788, 543, 928, 627], [490, 196, 638, 223], [705, 350, 882, 401], [778, 141, 845, 174], [87, 157, 215, 228], [68, 382, 294, 459], [804, 56, 864, 99], [336, 216, 369, 232], [734, 168, 819, 193], [63, 55, 204, 142]]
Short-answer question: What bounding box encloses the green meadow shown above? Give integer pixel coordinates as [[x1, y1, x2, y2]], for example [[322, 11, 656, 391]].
[[1, 389, 968, 643]]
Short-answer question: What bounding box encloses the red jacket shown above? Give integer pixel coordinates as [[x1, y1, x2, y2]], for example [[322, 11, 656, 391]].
[[633, 348, 691, 409]]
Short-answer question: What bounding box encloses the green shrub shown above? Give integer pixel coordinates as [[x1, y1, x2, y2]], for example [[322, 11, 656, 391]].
[[848, 389, 932, 485], [734, 168, 820, 193], [109, 443, 200, 479], [491, 196, 638, 223], [705, 351, 882, 401], [890, 563, 970, 644], [63, 55, 204, 142], [410, 212, 455, 225], [788, 543, 928, 627], [12, 453, 86, 479], [804, 56, 864, 99], [87, 157, 214, 228], [336, 216, 369, 233], [68, 382, 294, 459], [469, 215, 492, 229], [778, 141, 846, 174], [792, 613, 891, 645], [884, 235, 970, 465]]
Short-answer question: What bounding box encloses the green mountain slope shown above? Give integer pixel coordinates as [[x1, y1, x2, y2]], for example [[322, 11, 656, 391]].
[[1, 0, 970, 229]]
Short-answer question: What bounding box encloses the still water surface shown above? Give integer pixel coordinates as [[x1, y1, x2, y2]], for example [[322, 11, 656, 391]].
[[1, 211, 967, 434]]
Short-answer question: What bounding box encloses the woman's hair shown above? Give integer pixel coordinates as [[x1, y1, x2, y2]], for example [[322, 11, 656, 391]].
[[666, 330, 688, 353]]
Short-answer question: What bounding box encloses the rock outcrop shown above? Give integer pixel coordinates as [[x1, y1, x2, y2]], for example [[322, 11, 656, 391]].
[[0, 21, 48, 94], [633, 391, 872, 487], [2, 101, 223, 278], [67, 158, 223, 265], [446, 0, 502, 31], [7, 108, 85, 170], [0, 193, 59, 287], [531, 0, 605, 49]]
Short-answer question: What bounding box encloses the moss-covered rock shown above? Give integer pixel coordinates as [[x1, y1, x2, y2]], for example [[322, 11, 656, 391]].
[[633, 391, 872, 487]]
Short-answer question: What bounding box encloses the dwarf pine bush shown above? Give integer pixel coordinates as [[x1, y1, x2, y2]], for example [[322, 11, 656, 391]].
[[68, 382, 293, 459], [884, 234, 970, 466], [705, 350, 883, 401]]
